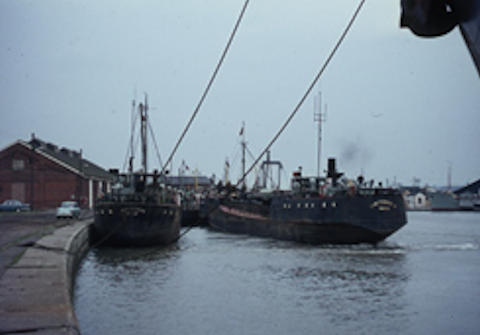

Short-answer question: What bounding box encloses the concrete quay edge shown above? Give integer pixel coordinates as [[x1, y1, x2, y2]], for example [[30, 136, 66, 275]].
[[0, 219, 92, 335]]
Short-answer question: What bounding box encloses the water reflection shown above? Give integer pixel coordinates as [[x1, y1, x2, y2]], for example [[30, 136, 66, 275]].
[[273, 251, 408, 331], [76, 213, 480, 335], [75, 243, 184, 334], [225, 238, 410, 333]]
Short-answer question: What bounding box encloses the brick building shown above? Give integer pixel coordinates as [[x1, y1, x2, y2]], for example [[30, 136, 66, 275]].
[[0, 135, 115, 210]]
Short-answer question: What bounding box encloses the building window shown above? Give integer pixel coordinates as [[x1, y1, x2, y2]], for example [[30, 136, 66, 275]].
[[12, 159, 25, 171]]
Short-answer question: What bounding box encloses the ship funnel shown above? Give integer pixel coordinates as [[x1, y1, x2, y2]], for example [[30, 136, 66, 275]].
[[327, 158, 343, 186]]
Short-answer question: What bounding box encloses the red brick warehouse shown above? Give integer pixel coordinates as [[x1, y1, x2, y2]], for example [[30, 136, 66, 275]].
[[0, 135, 115, 210]]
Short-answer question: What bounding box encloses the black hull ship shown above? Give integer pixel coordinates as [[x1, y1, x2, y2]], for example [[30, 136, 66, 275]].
[[94, 202, 180, 246], [93, 96, 180, 247], [94, 177, 181, 247], [209, 158, 407, 245]]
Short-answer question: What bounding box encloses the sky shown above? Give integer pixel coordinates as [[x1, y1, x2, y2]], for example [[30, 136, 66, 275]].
[[1, 0, 479, 189]]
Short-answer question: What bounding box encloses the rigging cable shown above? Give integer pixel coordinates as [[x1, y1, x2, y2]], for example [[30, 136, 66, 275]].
[[160, 0, 251, 176], [235, 0, 366, 188], [122, 99, 140, 172], [152, 0, 367, 251], [147, 119, 164, 170], [121, 0, 366, 253], [97, 0, 251, 251]]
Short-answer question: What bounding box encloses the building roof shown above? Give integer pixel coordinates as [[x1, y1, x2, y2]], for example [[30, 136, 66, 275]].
[[454, 179, 480, 195], [400, 186, 425, 195], [7, 135, 115, 181], [164, 175, 212, 187]]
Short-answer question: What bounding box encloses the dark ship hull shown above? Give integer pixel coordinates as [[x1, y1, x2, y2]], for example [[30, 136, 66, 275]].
[[92, 95, 182, 247], [209, 192, 406, 245], [93, 202, 180, 247], [209, 158, 407, 245], [181, 208, 209, 227]]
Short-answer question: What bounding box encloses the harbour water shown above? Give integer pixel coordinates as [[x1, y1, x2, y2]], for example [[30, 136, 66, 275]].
[[74, 212, 480, 335]]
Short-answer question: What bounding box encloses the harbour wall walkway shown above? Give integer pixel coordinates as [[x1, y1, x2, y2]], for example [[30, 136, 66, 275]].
[[0, 219, 91, 334]]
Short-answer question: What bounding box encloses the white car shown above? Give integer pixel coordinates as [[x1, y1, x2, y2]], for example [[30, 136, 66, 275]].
[[56, 201, 81, 219]]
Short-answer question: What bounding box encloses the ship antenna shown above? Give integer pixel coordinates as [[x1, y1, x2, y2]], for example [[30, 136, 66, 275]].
[[124, 95, 137, 174], [240, 122, 246, 190], [224, 158, 230, 185], [234, 0, 365, 189], [130, 97, 135, 173], [314, 91, 327, 177], [140, 93, 148, 174]]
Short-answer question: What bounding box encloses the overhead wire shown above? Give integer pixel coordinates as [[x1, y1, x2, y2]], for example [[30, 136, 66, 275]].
[[91, 1, 251, 252], [234, 0, 366, 189], [193, 0, 367, 245], [96, 0, 366, 253], [160, 0, 251, 176], [148, 120, 164, 170]]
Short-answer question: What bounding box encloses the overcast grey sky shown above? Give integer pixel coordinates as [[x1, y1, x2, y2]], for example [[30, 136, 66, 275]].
[[1, 0, 479, 188]]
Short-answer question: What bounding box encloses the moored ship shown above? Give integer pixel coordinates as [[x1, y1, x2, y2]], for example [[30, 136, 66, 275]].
[[93, 172, 181, 247], [93, 96, 180, 247], [209, 158, 407, 245]]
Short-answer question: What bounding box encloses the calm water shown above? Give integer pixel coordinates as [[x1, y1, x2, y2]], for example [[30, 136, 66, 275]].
[[74, 212, 480, 335]]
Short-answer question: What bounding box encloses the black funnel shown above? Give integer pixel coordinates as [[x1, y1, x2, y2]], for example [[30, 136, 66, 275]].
[[327, 158, 343, 186]]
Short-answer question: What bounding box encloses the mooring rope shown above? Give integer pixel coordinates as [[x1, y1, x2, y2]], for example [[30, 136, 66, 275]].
[[148, 119, 164, 170], [174, 0, 367, 244], [88, 0, 366, 254], [160, 0, 251, 176], [234, 0, 366, 189]]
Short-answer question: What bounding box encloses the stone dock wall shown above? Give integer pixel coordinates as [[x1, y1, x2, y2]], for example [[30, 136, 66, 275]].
[[0, 219, 92, 334]]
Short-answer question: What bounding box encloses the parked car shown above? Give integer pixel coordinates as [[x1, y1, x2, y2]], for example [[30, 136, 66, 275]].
[[0, 199, 31, 212], [56, 201, 81, 219]]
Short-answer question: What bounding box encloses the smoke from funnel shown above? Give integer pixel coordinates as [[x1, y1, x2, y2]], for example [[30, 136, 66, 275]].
[[339, 139, 373, 167]]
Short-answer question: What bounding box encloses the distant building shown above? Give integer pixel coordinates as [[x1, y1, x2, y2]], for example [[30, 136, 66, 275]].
[[454, 179, 480, 211], [401, 186, 430, 211], [429, 191, 459, 211], [0, 135, 115, 210], [164, 175, 213, 193]]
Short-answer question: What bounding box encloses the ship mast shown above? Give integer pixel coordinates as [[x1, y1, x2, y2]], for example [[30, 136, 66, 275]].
[[259, 150, 283, 190], [314, 91, 326, 177], [224, 158, 230, 185], [128, 98, 136, 174], [240, 122, 246, 190], [139, 94, 148, 174]]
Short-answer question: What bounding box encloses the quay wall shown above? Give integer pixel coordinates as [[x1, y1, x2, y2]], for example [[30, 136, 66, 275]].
[[0, 219, 92, 334]]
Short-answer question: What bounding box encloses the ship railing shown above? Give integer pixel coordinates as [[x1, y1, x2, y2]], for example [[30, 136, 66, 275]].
[[288, 186, 400, 198], [357, 188, 400, 196], [99, 190, 178, 205]]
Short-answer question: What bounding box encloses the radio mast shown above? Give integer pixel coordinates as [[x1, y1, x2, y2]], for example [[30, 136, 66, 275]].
[[240, 121, 246, 189], [314, 91, 327, 177]]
